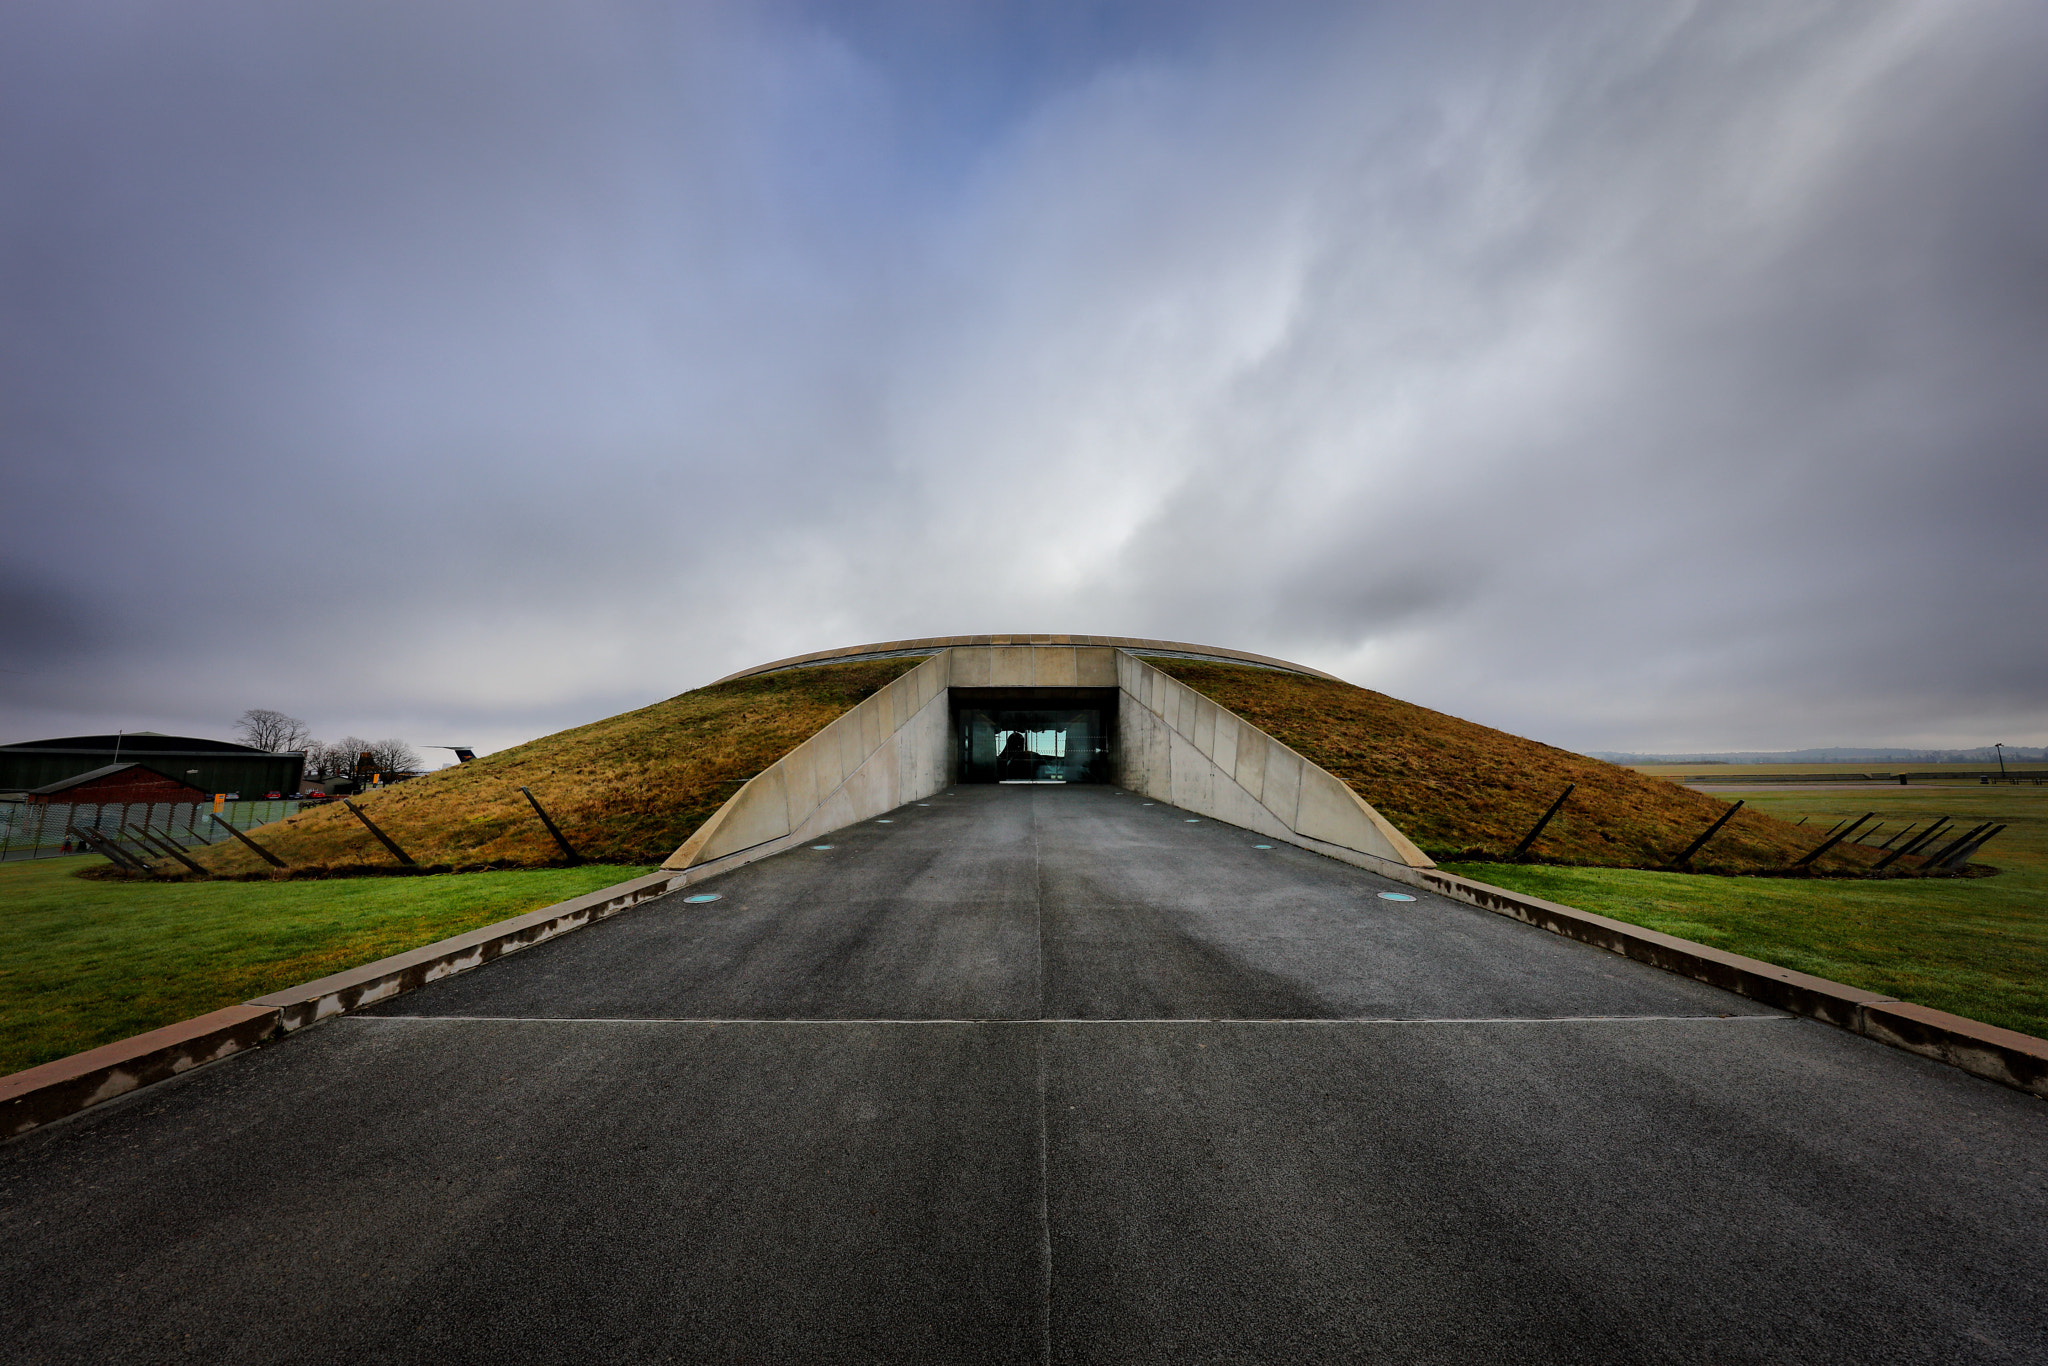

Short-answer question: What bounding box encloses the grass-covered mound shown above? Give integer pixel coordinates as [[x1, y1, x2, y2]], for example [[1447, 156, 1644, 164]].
[[188, 658, 925, 877], [1152, 659, 1868, 872]]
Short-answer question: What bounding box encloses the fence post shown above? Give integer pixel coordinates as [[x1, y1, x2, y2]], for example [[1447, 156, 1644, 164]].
[[210, 812, 288, 869], [1793, 813, 1874, 868], [519, 787, 584, 865], [1919, 822, 1994, 870], [128, 824, 207, 876], [1509, 784, 1575, 861], [1873, 818, 1948, 871], [1666, 800, 1743, 869], [1939, 823, 2006, 869], [343, 800, 416, 867], [69, 824, 143, 872]]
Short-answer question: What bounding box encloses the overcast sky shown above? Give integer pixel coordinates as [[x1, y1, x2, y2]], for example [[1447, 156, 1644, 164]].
[[4, 0, 2044, 760]]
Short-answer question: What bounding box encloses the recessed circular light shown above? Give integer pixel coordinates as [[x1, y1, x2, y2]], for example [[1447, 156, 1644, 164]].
[[811, 844, 834, 851], [1253, 844, 1273, 849], [1185, 819, 1199, 823], [875, 819, 893, 823], [1377, 892, 1417, 902], [682, 893, 721, 904]]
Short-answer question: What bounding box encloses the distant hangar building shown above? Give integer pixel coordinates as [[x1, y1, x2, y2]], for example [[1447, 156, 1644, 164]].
[[0, 733, 305, 799]]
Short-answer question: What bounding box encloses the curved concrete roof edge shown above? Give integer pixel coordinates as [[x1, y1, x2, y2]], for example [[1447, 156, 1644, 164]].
[[712, 635, 1344, 685]]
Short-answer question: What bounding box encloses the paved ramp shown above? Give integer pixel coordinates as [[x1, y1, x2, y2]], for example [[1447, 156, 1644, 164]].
[[3, 786, 2043, 1364]]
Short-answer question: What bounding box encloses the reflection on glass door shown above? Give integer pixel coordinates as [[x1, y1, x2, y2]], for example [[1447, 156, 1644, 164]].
[[957, 708, 1107, 783]]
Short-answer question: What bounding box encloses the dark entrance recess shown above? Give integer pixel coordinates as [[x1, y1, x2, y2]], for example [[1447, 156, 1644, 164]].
[[951, 688, 1118, 785]]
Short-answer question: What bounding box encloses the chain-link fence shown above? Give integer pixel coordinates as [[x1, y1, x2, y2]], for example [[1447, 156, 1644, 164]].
[[0, 798, 305, 865]]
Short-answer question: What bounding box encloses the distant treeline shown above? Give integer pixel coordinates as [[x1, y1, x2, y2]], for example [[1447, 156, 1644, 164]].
[[1589, 747, 2048, 765]]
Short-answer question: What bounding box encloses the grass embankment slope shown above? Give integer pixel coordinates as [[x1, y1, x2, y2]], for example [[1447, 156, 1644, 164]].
[[0, 859, 652, 1074], [191, 658, 924, 877], [1153, 659, 1838, 871], [1445, 785, 2048, 1038]]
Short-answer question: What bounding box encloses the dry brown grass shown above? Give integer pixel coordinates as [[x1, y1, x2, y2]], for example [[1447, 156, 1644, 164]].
[[1152, 660, 1879, 873], [188, 658, 925, 877]]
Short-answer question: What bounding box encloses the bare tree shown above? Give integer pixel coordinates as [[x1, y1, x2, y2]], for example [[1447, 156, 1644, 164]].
[[366, 738, 422, 775], [299, 736, 419, 780], [234, 709, 312, 753], [307, 737, 372, 779]]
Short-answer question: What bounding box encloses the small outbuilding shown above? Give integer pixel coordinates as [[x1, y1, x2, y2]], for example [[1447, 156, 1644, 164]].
[[24, 763, 212, 807]]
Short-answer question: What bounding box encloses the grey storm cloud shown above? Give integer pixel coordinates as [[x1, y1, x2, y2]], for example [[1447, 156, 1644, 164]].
[[2, 0, 2044, 758]]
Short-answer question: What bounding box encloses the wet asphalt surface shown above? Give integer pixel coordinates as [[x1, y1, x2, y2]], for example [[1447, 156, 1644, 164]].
[[2, 785, 2043, 1365]]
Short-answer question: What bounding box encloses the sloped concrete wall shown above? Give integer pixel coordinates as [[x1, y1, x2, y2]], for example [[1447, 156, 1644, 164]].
[[664, 651, 954, 876], [1115, 650, 1434, 874], [666, 644, 1125, 878]]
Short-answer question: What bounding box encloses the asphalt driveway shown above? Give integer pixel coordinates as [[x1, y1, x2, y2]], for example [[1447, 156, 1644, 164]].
[[3, 785, 2042, 1364]]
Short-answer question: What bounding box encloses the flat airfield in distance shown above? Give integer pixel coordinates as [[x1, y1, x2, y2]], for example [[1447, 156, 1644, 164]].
[[3, 786, 2042, 1365], [1628, 759, 2048, 788]]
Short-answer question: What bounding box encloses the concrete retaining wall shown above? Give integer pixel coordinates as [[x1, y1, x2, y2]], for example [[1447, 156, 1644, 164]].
[[663, 651, 955, 876], [662, 644, 1129, 877], [1115, 650, 1434, 873]]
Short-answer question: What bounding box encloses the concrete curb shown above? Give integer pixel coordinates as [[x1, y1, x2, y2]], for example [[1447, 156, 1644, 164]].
[[1386, 864, 2048, 1099], [2, 869, 681, 1139], [246, 870, 679, 1030], [1, 1005, 280, 1139], [1857, 1001, 2048, 1097]]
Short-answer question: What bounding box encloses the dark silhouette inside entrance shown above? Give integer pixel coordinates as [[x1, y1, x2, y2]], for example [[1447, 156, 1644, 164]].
[[952, 688, 1118, 784]]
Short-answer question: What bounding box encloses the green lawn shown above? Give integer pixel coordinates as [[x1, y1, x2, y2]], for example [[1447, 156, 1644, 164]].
[[1443, 783, 2048, 1039], [0, 859, 655, 1075]]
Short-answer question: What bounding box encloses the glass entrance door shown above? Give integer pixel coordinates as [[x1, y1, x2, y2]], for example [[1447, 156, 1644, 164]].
[[956, 706, 1109, 783]]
